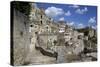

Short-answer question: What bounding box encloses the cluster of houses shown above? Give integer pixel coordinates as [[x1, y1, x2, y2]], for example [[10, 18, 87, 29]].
[[29, 3, 86, 57], [12, 3, 97, 65]]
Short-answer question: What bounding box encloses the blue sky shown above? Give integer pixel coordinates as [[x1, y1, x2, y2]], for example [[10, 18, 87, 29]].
[[35, 2, 97, 29]]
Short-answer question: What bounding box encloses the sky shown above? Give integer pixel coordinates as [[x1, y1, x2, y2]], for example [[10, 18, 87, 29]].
[[35, 2, 97, 29]]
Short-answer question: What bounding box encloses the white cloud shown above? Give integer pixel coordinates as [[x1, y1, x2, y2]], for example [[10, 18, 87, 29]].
[[92, 25, 97, 29], [65, 11, 71, 16], [88, 17, 96, 23], [59, 17, 65, 21], [84, 7, 88, 12], [77, 23, 85, 28], [76, 7, 88, 14], [45, 6, 64, 17], [67, 21, 74, 26], [69, 5, 79, 8]]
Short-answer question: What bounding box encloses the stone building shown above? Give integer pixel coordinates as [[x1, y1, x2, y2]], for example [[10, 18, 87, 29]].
[[50, 22, 59, 33], [64, 25, 84, 55], [88, 27, 95, 38], [58, 21, 66, 33], [29, 3, 60, 51], [29, 6, 52, 33], [38, 33, 58, 49]]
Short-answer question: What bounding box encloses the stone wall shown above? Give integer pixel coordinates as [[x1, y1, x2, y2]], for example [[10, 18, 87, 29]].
[[38, 33, 57, 49], [13, 9, 30, 65]]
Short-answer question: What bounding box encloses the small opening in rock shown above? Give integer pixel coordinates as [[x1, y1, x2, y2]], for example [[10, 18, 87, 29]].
[[20, 31, 23, 36], [30, 25, 33, 27]]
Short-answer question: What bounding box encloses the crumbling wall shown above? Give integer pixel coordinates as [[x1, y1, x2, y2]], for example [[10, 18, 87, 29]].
[[13, 9, 30, 65], [38, 33, 57, 48]]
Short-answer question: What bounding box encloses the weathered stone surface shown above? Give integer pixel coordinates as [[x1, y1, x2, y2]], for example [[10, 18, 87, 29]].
[[13, 9, 30, 66], [73, 39, 84, 55], [25, 46, 56, 65]]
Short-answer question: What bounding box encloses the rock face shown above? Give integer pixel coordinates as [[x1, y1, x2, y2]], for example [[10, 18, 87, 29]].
[[13, 9, 30, 66]]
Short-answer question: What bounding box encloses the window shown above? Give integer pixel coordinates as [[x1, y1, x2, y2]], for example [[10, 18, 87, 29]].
[[30, 25, 33, 27], [20, 31, 23, 36], [78, 35, 81, 39], [41, 15, 42, 19], [65, 33, 69, 36], [35, 32, 38, 34], [41, 21, 42, 24], [46, 26, 48, 29]]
